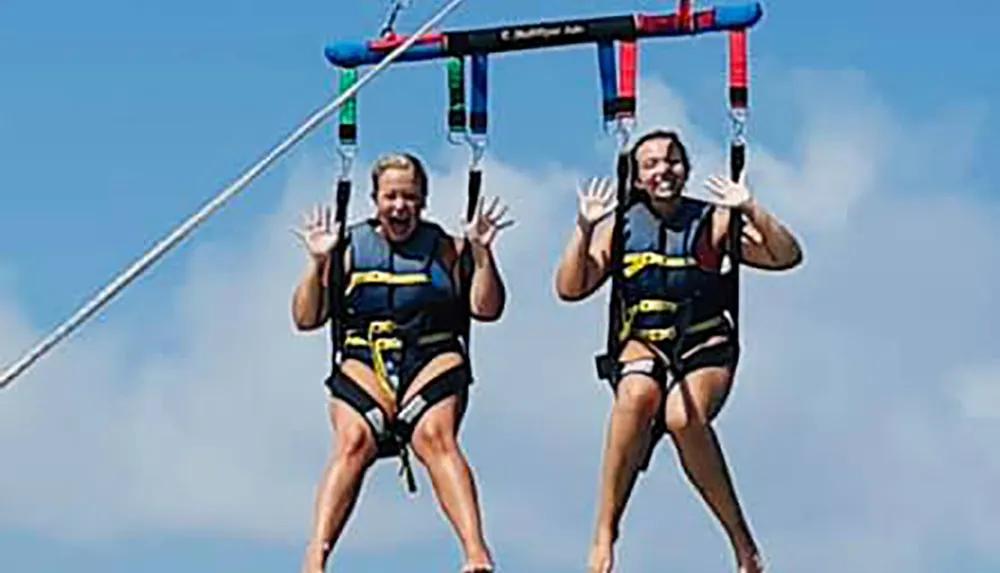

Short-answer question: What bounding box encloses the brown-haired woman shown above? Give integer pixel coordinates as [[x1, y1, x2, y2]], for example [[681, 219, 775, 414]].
[[555, 130, 803, 573]]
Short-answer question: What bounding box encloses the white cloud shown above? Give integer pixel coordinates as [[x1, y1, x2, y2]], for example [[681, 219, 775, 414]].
[[1, 65, 998, 573], [954, 363, 1000, 421]]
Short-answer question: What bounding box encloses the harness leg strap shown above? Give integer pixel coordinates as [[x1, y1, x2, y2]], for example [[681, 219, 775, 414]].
[[327, 369, 422, 493], [396, 364, 472, 441], [393, 364, 472, 493], [325, 370, 395, 456]]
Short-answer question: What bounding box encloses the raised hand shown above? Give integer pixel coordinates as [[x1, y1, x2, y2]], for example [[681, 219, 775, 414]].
[[292, 204, 341, 261], [577, 177, 617, 228], [466, 195, 514, 249], [704, 172, 753, 209]]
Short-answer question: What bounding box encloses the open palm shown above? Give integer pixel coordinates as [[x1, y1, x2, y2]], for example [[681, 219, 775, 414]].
[[578, 177, 617, 226], [466, 195, 513, 248], [704, 173, 752, 209], [293, 204, 341, 259]]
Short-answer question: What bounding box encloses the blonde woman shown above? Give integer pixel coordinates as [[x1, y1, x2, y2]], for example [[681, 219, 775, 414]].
[[292, 153, 512, 573]]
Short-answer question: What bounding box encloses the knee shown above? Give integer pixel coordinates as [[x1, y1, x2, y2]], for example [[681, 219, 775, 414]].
[[411, 417, 459, 463], [335, 421, 377, 466], [614, 377, 662, 421], [664, 398, 709, 436]]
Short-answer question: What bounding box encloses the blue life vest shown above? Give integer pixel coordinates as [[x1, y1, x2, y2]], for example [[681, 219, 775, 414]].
[[341, 219, 462, 339], [617, 197, 729, 345]]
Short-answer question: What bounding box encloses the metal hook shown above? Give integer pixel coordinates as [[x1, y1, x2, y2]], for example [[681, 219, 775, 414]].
[[604, 116, 634, 153], [466, 133, 487, 169], [336, 142, 357, 180], [447, 127, 487, 168], [729, 107, 748, 146]]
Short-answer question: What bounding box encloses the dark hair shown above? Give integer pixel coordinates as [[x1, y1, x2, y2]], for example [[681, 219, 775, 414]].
[[626, 129, 691, 204], [370, 152, 429, 203]]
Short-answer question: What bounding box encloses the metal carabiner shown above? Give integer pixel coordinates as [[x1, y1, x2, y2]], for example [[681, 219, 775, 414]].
[[604, 116, 634, 153], [336, 142, 357, 180], [729, 107, 748, 146], [466, 133, 487, 169]]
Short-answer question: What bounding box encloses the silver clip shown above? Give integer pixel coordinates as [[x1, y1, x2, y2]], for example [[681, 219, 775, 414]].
[[336, 142, 357, 180], [604, 116, 634, 153], [729, 107, 748, 146]]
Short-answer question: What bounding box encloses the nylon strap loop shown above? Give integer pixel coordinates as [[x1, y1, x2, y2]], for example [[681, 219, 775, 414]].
[[617, 40, 637, 118], [597, 41, 617, 123], [728, 29, 748, 110], [447, 57, 467, 134], [338, 68, 358, 144], [469, 53, 488, 135]]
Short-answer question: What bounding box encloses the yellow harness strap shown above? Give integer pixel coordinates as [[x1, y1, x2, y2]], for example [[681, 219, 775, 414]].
[[618, 299, 680, 342], [343, 321, 454, 401], [632, 316, 726, 343], [345, 270, 430, 295], [622, 252, 698, 279], [618, 297, 725, 344]]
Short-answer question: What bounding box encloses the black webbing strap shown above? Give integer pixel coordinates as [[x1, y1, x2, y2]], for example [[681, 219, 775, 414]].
[[457, 169, 481, 343], [726, 142, 745, 334], [595, 151, 632, 380], [327, 179, 352, 359]]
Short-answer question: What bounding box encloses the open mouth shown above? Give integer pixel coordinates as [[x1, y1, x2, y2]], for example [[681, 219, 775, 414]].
[[652, 176, 680, 196], [386, 214, 413, 237]]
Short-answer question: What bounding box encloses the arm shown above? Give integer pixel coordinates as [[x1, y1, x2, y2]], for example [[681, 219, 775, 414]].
[[555, 176, 618, 301], [464, 240, 506, 322], [554, 216, 614, 301], [704, 175, 803, 271], [458, 195, 514, 322], [290, 203, 343, 331], [291, 255, 330, 331], [712, 200, 803, 270]]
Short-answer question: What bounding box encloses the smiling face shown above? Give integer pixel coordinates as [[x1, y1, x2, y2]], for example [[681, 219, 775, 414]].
[[632, 131, 690, 201], [370, 153, 427, 243]]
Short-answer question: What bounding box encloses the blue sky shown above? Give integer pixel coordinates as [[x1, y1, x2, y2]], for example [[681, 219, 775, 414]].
[[1, 0, 999, 572]]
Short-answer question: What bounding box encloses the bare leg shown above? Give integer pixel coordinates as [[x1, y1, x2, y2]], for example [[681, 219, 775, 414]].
[[408, 391, 494, 571], [664, 366, 762, 572], [302, 400, 378, 573], [589, 375, 662, 573]]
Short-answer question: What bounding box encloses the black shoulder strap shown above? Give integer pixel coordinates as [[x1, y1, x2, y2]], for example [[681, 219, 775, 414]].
[[595, 151, 631, 380], [726, 142, 745, 337], [328, 178, 352, 362], [456, 168, 482, 345]]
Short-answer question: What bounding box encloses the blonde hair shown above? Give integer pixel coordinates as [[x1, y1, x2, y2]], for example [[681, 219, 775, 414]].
[[370, 152, 428, 200]]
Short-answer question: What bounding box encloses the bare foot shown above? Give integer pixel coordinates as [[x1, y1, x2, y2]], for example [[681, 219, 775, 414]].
[[461, 550, 494, 573], [587, 536, 614, 573]]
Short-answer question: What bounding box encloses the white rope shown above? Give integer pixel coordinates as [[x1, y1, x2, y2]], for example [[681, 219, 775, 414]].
[[380, 0, 414, 36], [0, 0, 468, 391]]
